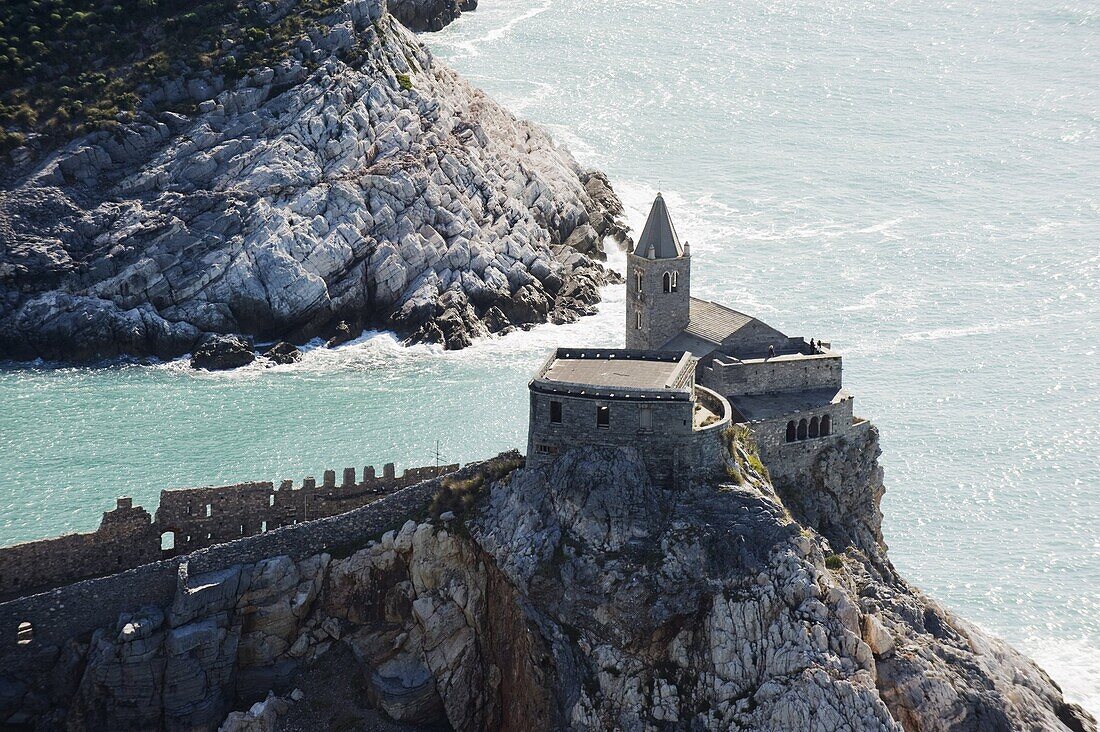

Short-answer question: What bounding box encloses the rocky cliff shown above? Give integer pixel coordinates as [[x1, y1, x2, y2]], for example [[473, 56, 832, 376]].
[[389, 0, 477, 32], [0, 0, 626, 363], [2, 430, 1093, 731]]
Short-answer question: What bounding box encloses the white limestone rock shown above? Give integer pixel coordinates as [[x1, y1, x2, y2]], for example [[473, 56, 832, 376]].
[[0, 0, 626, 363]]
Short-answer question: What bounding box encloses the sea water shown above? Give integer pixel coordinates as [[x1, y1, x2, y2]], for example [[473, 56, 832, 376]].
[[1, 0, 1098, 713]]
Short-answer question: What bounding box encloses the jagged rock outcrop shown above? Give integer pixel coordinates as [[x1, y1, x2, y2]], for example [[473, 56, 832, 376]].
[[389, 0, 477, 32], [0, 0, 626, 364], [2, 434, 1093, 731], [191, 335, 257, 370]]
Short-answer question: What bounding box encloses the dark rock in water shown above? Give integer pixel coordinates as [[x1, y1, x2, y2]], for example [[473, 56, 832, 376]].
[[190, 335, 255, 370], [582, 170, 632, 248], [325, 321, 355, 348], [500, 284, 550, 325], [262, 342, 302, 365], [389, 0, 473, 32], [482, 305, 511, 333]]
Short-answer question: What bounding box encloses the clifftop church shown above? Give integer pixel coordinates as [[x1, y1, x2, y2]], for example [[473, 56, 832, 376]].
[[527, 194, 868, 488]]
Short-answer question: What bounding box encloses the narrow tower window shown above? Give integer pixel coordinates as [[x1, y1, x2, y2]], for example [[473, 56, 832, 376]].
[[549, 400, 563, 424], [671, 271, 678, 292], [635, 311, 642, 330], [634, 270, 642, 293], [639, 407, 653, 431], [663, 272, 672, 292], [596, 405, 610, 429]]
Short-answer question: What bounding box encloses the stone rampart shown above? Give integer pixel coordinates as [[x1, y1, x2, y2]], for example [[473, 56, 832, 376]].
[[155, 462, 458, 557], [0, 456, 498, 679], [0, 499, 161, 601], [0, 461, 458, 601]]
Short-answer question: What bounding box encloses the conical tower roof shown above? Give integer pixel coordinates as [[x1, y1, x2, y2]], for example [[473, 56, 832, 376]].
[[633, 193, 684, 259]]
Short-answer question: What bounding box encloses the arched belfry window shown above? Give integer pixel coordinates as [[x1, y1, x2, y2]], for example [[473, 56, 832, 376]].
[[662, 272, 672, 292], [634, 270, 642, 293], [671, 271, 678, 292], [821, 414, 831, 436], [809, 417, 819, 439], [797, 419, 808, 440], [785, 421, 796, 443]]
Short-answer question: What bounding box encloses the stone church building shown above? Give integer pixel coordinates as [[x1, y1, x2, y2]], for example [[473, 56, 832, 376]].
[[528, 193, 866, 486]]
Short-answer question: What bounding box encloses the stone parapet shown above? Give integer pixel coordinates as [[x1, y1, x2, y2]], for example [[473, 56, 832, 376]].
[[0, 461, 459, 601]]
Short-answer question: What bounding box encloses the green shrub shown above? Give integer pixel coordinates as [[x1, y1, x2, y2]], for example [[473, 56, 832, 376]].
[[395, 73, 412, 91], [824, 553, 843, 570]]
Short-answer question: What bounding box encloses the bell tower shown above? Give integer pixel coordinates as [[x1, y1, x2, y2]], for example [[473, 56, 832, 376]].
[[625, 193, 691, 350]]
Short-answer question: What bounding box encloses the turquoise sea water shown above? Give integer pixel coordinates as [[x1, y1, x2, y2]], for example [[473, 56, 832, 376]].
[[2, 0, 1098, 714]]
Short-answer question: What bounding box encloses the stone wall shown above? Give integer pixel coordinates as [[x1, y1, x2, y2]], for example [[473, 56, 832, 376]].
[[699, 351, 843, 397], [0, 456, 499, 681], [752, 407, 867, 486], [0, 462, 458, 601], [526, 385, 731, 486], [527, 391, 694, 485], [0, 499, 161, 601], [155, 463, 458, 557]]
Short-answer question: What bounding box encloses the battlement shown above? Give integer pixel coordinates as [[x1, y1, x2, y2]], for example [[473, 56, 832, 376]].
[[0, 461, 458, 601]]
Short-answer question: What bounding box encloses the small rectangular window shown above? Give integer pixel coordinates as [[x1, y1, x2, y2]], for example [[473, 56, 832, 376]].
[[549, 400, 562, 424], [635, 311, 642, 329], [597, 405, 610, 429], [639, 407, 653, 430], [205, 503, 212, 517]]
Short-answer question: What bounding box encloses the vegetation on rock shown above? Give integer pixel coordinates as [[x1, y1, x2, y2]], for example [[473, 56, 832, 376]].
[[0, 0, 348, 150]]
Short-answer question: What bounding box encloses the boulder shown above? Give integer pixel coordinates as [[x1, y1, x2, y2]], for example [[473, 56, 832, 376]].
[[261, 342, 302, 365], [190, 335, 256, 370]]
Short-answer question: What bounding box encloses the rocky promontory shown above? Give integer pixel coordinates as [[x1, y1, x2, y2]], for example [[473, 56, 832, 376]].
[[2, 429, 1092, 731], [0, 0, 627, 364]]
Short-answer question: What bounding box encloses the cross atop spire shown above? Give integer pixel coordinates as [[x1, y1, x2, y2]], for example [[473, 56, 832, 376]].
[[634, 193, 684, 259]]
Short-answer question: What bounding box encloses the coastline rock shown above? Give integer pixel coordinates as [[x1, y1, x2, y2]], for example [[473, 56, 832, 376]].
[[190, 335, 256, 370], [0, 0, 627, 365], [389, 0, 477, 32], [261, 341, 302, 365]]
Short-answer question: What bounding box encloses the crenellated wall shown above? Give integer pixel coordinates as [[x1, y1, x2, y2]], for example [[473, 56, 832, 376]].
[[0, 462, 458, 601], [154, 462, 458, 557]]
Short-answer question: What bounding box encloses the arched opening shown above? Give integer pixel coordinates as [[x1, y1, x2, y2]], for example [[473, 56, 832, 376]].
[[634, 270, 642, 293], [797, 419, 808, 440], [821, 414, 831, 437], [809, 417, 819, 439], [670, 271, 678, 292], [17, 621, 33, 645], [662, 272, 672, 292], [785, 421, 796, 443], [160, 530, 175, 551]]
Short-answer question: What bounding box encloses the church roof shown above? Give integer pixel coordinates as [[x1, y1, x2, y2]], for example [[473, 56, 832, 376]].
[[661, 298, 789, 357], [633, 193, 684, 259], [682, 298, 756, 343]]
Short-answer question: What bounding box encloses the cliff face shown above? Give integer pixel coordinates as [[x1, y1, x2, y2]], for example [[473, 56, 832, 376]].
[[3, 429, 1093, 731], [0, 0, 626, 363], [389, 0, 477, 32]]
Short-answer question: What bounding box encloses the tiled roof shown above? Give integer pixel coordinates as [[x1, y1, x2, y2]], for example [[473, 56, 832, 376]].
[[682, 298, 758, 344]]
